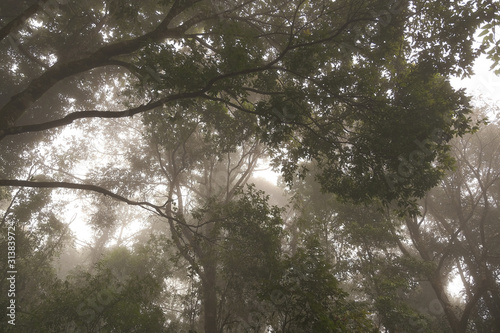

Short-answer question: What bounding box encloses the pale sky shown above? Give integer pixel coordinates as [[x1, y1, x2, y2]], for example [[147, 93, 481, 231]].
[[450, 54, 500, 118]]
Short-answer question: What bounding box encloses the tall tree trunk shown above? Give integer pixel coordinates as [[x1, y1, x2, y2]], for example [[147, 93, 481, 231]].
[[202, 257, 218, 333], [427, 274, 464, 333], [406, 217, 463, 333]]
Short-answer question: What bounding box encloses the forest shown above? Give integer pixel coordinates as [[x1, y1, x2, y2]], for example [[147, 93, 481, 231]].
[[1, 0, 500, 332]]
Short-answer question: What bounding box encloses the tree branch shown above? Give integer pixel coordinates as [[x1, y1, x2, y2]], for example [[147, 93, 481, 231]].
[[0, 0, 50, 42], [0, 179, 193, 230], [0, 178, 163, 208], [1, 7, 357, 138], [0, 0, 203, 129], [0, 35, 295, 139], [10, 37, 50, 69], [0, 90, 206, 140]]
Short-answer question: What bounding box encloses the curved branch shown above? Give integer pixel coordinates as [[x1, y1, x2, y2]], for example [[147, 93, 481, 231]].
[[0, 0, 204, 129], [0, 38, 293, 139], [0, 178, 164, 209], [0, 90, 206, 140], [0, 178, 201, 232], [0, 0, 50, 42], [1, 11, 355, 139]]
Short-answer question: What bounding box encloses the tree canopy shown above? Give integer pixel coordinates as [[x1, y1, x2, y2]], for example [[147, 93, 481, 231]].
[[1, 0, 496, 206]]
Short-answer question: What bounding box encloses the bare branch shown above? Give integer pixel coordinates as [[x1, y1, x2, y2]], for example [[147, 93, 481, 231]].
[[0, 179, 196, 231], [0, 178, 161, 208]]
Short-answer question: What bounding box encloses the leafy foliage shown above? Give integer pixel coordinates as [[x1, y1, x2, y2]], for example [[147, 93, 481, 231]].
[[1, 1, 499, 332], [22, 243, 171, 332]]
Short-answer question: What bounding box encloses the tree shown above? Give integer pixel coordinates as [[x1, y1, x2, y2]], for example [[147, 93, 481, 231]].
[[1, 1, 498, 331], [287, 107, 500, 333], [0, 0, 494, 208], [191, 186, 284, 332], [287, 164, 445, 332], [401, 113, 500, 333], [263, 237, 376, 333], [23, 243, 172, 332], [141, 100, 265, 332], [0, 185, 71, 332]]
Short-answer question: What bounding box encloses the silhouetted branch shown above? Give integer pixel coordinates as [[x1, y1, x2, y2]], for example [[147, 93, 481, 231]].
[[0, 0, 50, 42], [0, 179, 194, 229]]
